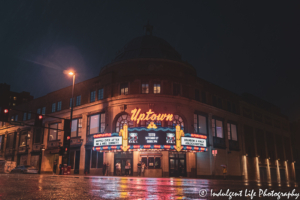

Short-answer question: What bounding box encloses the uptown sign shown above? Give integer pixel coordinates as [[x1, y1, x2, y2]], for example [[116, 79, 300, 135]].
[[131, 109, 173, 124]]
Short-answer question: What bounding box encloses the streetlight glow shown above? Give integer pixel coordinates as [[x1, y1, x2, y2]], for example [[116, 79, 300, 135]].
[[68, 71, 74, 76]]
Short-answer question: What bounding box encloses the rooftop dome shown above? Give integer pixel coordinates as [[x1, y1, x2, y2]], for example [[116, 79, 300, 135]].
[[113, 35, 182, 62]]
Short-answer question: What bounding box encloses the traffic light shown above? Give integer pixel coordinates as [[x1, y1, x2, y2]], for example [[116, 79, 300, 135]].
[[34, 114, 43, 127], [63, 119, 71, 146], [0, 108, 9, 122]]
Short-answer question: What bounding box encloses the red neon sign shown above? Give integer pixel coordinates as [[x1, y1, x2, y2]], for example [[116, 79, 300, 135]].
[[102, 146, 108, 150], [131, 109, 173, 124], [144, 145, 151, 148], [191, 134, 207, 139], [164, 145, 171, 149], [133, 145, 140, 149], [93, 133, 112, 138], [111, 146, 117, 149], [154, 145, 161, 149]]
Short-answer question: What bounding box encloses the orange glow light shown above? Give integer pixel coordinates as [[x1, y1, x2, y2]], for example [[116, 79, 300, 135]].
[[131, 109, 173, 124], [144, 145, 151, 148], [68, 71, 74, 75], [191, 134, 207, 139], [94, 133, 112, 138]]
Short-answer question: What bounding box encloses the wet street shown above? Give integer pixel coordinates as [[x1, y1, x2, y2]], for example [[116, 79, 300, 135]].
[[0, 174, 299, 200]]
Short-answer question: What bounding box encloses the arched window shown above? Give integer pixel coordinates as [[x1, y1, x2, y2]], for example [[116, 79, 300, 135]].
[[115, 114, 134, 133], [168, 114, 184, 129]]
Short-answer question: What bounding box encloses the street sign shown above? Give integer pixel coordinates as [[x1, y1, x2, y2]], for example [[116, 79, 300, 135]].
[[9, 121, 24, 126]]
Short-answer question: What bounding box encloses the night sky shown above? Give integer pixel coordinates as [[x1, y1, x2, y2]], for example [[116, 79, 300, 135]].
[[1, 1, 299, 121]]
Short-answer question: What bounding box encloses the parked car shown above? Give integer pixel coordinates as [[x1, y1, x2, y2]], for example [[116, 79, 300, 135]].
[[10, 165, 38, 174]]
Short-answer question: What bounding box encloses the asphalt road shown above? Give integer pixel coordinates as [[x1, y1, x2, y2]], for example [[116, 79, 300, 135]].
[[0, 174, 299, 200]]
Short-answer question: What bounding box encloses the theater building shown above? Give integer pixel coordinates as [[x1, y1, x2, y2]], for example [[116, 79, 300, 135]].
[[0, 29, 296, 181]]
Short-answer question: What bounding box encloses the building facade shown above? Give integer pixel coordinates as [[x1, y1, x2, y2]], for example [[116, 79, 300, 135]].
[[0, 33, 296, 181]]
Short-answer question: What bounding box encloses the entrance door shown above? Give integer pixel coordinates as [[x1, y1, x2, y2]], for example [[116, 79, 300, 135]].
[[169, 153, 186, 177], [74, 151, 80, 174], [114, 152, 133, 176]]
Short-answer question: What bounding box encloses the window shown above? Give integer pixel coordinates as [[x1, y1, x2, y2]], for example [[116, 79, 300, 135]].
[[13, 96, 17, 101], [227, 123, 238, 141], [194, 114, 207, 135], [71, 118, 82, 138], [37, 108, 41, 114], [52, 103, 56, 113], [15, 115, 18, 121], [173, 83, 180, 96], [90, 91, 96, 102], [115, 114, 134, 133], [88, 113, 105, 135], [19, 133, 27, 146], [57, 101, 62, 111], [212, 118, 223, 138], [98, 88, 104, 100], [142, 83, 149, 94], [201, 91, 206, 103], [49, 123, 59, 141], [91, 151, 103, 168], [6, 133, 14, 149], [195, 89, 200, 101], [11, 116, 14, 121], [42, 107, 46, 114], [23, 112, 27, 121], [141, 157, 161, 169], [70, 98, 73, 108], [120, 83, 128, 95], [28, 112, 31, 120], [153, 83, 161, 94], [12, 103, 15, 106], [34, 127, 43, 144], [168, 114, 184, 130], [76, 95, 81, 106]]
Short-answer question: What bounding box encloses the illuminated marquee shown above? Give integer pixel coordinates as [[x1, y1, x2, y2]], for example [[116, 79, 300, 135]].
[[94, 136, 122, 147], [131, 109, 173, 124], [181, 137, 207, 147]]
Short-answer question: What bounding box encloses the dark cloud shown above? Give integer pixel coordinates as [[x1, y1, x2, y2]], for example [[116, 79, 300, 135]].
[[0, 1, 299, 120]]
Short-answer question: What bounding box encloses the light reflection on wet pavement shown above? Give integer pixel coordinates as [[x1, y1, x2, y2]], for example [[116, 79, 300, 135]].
[[0, 174, 299, 199]]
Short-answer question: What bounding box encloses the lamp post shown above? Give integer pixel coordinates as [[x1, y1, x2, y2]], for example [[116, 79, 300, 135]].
[[68, 71, 75, 166]]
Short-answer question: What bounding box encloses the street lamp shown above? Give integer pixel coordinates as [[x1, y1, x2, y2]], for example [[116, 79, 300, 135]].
[[68, 71, 75, 166]]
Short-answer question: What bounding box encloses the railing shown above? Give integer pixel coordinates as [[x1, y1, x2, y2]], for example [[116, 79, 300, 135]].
[[229, 140, 239, 151], [47, 140, 61, 149], [213, 137, 226, 149], [70, 137, 83, 146], [18, 145, 29, 153], [32, 144, 42, 151]]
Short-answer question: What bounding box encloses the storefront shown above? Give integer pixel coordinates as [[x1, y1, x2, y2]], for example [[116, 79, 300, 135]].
[[93, 110, 207, 177]]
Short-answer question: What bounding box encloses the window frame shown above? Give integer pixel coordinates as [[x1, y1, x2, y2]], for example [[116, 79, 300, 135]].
[[141, 83, 149, 94], [42, 107, 46, 115], [194, 113, 208, 135], [23, 112, 27, 121], [48, 123, 59, 141], [120, 83, 129, 95], [87, 113, 105, 135], [98, 88, 104, 100], [57, 101, 62, 111], [71, 118, 82, 138], [153, 83, 161, 94], [90, 91, 96, 102], [227, 122, 238, 141], [52, 103, 56, 113], [76, 95, 81, 106], [212, 117, 224, 138]]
